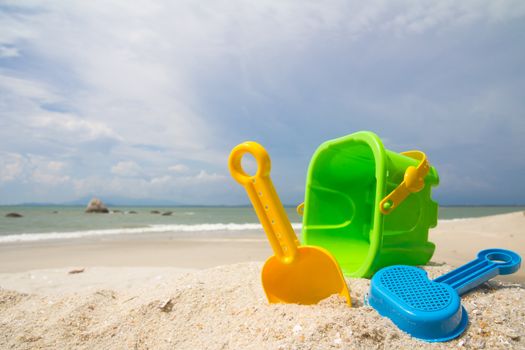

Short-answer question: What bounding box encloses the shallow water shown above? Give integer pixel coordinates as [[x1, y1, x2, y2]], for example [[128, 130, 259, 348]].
[[0, 205, 523, 242]]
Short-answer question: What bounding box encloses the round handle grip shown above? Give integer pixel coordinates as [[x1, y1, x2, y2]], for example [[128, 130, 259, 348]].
[[228, 141, 271, 185], [478, 248, 521, 275]]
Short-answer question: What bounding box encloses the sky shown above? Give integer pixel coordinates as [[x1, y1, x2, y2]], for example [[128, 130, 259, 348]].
[[0, 1, 524, 206]]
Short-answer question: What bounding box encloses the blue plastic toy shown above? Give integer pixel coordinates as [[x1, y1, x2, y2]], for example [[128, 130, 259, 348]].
[[367, 248, 521, 342]]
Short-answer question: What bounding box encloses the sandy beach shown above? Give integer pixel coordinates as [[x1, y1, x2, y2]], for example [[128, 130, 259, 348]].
[[1, 212, 524, 349]]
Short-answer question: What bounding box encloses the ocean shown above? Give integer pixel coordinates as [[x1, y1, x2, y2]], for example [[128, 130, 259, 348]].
[[0, 206, 523, 243]]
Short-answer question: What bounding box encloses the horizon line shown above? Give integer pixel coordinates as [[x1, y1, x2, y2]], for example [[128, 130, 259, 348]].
[[1, 203, 525, 208]]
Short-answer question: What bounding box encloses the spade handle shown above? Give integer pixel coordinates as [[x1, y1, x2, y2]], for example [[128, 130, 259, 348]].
[[229, 142, 299, 263]]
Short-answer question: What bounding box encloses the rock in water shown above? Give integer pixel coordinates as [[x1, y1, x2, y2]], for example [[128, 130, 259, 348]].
[[85, 198, 109, 213], [162, 211, 173, 216], [5, 212, 23, 218]]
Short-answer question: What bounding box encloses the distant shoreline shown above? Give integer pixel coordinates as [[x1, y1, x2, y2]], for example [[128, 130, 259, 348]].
[[2, 203, 525, 208]]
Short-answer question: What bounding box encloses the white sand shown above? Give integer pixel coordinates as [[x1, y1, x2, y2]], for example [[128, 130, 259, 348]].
[[431, 212, 525, 283], [0, 212, 524, 349], [0, 263, 523, 349]]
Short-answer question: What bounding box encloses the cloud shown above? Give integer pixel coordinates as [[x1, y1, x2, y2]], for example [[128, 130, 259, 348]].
[[150, 175, 172, 185], [71, 169, 231, 204], [0, 1, 524, 204], [31, 112, 121, 142], [0, 153, 24, 182], [111, 161, 142, 177], [0, 73, 58, 102], [32, 166, 70, 186], [187, 170, 227, 184], [0, 45, 18, 57], [0, 153, 70, 186], [169, 164, 189, 173], [377, 1, 525, 35]]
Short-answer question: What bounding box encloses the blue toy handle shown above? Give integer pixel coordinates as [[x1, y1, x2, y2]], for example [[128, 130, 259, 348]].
[[434, 249, 521, 296]]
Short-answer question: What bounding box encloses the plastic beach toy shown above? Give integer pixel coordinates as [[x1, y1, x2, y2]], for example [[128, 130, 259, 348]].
[[301, 131, 439, 277], [368, 248, 521, 342], [229, 141, 351, 305]]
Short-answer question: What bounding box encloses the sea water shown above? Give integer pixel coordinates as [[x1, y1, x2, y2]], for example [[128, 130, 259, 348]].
[[0, 206, 523, 243]]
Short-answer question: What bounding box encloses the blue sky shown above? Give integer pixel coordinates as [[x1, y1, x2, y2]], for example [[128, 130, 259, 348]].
[[0, 1, 524, 205]]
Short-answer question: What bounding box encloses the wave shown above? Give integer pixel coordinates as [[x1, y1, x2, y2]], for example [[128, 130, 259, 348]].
[[2, 217, 473, 244], [438, 218, 469, 223], [0, 223, 303, 243]]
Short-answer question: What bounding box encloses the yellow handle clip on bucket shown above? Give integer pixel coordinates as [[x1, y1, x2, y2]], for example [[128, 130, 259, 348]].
[[379, 151, 430, 214], [229, 141, 351, 305]]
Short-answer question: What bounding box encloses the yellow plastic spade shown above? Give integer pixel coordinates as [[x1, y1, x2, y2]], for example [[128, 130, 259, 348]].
[[229, 141, 351, 305]]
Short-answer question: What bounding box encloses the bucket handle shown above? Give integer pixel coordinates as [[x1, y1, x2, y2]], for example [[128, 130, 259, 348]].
[[296, 202, 304, 216], [379, 150, 430, 215]]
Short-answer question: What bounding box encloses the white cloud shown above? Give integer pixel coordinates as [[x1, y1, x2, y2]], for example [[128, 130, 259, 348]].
[[0, 45, 18, 57], [190, 170, 227, 183], [0, 8, 37, 45], [0, 153, 71, 186], [31, 112, 121, 142], [47, 161, 65, 172], [29, 159, 70, 186], [0, 1, 523, 204], [0, 73, 58, 102], [169, 164, 189, 173], [0, 153, 24, 182], [111, 161, 142, 177], [70, 169, 232, 204], [8, 0, 512, 156], [150, 175, 172, 185], [32, 169, 70, 186], [17, 1, 215, 153], [340, 1, 525, 37]]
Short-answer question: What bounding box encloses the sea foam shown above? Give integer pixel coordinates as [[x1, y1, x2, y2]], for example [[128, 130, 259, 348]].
[[0, 223, 303, 243]]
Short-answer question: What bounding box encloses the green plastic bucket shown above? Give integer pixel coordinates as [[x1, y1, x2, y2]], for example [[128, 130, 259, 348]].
[[301, 131, 439, 278]]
